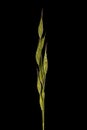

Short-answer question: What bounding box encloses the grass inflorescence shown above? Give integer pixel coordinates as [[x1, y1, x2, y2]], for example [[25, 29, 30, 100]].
[[35, 9, 48, 130]]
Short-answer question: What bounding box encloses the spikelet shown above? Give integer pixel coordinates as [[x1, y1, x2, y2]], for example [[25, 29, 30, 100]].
[[35, 9, 48, 130]]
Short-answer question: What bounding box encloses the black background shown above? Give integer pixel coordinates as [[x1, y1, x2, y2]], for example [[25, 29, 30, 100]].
[[0, 0, 84, 129], [0, 0, 49, 130]]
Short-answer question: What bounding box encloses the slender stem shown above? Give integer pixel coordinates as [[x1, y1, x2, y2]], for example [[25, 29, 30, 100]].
[[42, 78, 46, 130], [42, 96, 45, 130]]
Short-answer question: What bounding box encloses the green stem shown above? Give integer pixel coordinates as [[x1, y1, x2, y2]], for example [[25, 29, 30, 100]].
[[42, 96, 45, 130], [42, 78, 46, 130]]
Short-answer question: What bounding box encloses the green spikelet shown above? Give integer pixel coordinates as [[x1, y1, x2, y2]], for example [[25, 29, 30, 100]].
[[35, 9, 48, 130]]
